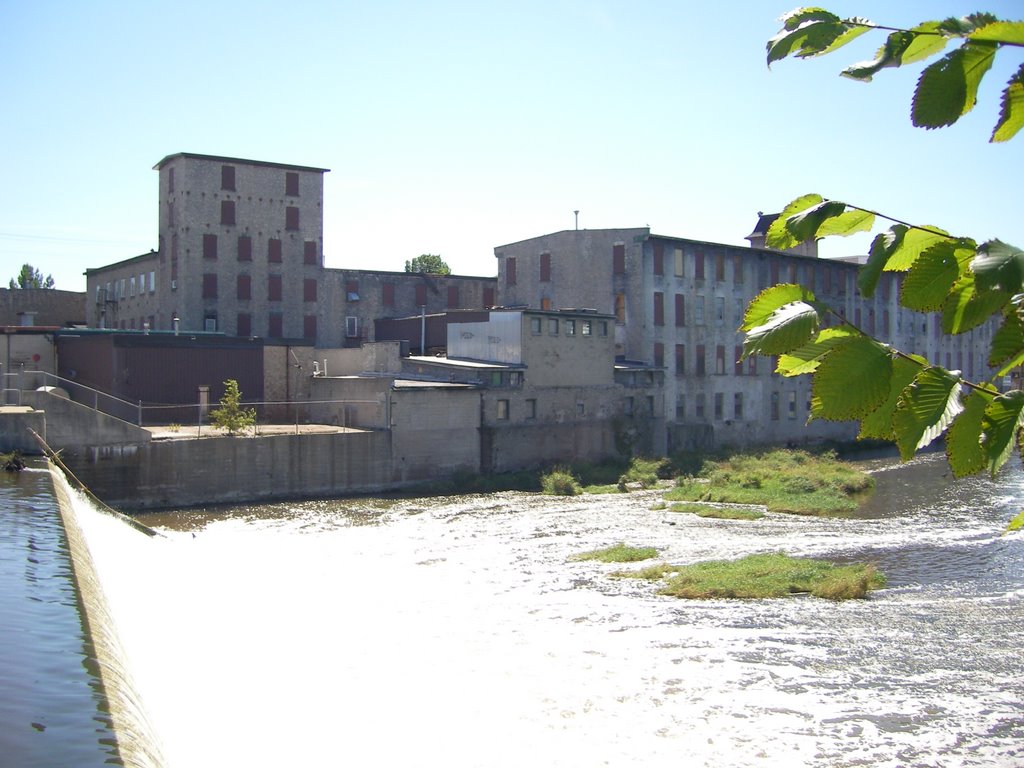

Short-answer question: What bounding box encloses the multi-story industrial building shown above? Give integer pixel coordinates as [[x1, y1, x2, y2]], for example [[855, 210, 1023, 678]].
[[493, 227, 996, 450], [84, 154, 497, 346]]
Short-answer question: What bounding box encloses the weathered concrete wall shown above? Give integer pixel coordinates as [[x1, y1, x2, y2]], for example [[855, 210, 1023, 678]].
[[0, 408, 47, 452], [20, 391, 151, 449], [60, 431, 400, 510], [389, 387, 480, 481], [483, 421, 618, 473], [309, 376, 389, 429], [0, 288, 86, 327]]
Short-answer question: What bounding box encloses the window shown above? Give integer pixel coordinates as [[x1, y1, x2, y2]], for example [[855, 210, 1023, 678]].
[[653, 243, 664, 276], [506, 257, 517, 286], [447, 286, 459, 308], [268, 313, 283, 338], [714, 392, 724, 420], [347, 280, 360, 301], [770, 261, 780, 285], [168, 167, 175, 193], [304, 279, 317, 302], [675, 394, 685, 420], [346, 316, 359, 338], [237, 274, 251, 300], [202, 273, 217, 299], [748, 356, 757, 375], [221, 165, 235, 191], [581, 320, 592, 336], [695, 393, 705, 420], [149, 271, 156, 293], [694, 251, 705, 280], [576, 401, 585, 417], [129, 276, 136, 297], [771, 392, 780, 421], [565, 319, 576, 336], [674, 247, 684, 277], [674, 294, 685, 326], [716, 345, 725, 375], [789, 391, 798, 419], [285, 172, 299, 196], [303, 315, 317, 340], [735, 297, 745, 327], [268, 238, 282, 263], [203, 233, 217, 260], [598, 321, 608, 336], [304, 241, 317, 265], [383, 283, 395, 307], [625, 396, 635, 416], [540, 252, 551, 282], [237, 235, 252, 261], [268, 274, 282, 301], [733, 392, 744, 419], [696, 344, 706, 376], [530, 317, 542, 335], [204, 313, 217, 332], [695, 295, 705, 325], [220, 200, 235, 226], [675, 344, 685, 375], [483, 286, 495, 308], [415, 284, 426, 306], [613, 243, 625, 274], [715, 296, 725, 326], [653, 292, 664, 326], [497, 399, 510, 420], [285, 206, 299, 230], [540, 298, 552, 310], [733, 254, 743, 284], [491, 371, 502, 387], [526, 399, 537, 419], [734, 345, 744, 375], [654, 342, 664, 367], [715, 253, 725, 282], [548, 318, 559, 335], [615, 293, 626, 323]]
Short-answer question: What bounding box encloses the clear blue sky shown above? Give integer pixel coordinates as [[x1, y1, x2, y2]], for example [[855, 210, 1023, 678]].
[[3, 1, 1022, 291]]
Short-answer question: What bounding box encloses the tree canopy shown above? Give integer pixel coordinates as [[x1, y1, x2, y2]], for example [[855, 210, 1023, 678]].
[[8, 263, 55, 290], [405, 253, 451, 275], [745, 9, 1023, 479]]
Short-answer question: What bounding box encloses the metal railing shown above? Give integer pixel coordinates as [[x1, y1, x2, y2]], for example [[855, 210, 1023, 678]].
[[7, 370, 382, 430]]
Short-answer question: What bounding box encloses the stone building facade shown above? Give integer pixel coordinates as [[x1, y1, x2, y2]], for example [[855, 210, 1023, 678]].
[[494, 228, 996, 450], [84, 154, 499, 346]]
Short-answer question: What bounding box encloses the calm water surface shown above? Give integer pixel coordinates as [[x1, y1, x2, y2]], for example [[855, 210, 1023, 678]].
[[68, 453, 1024, 766], [0, 464, 120, 767]]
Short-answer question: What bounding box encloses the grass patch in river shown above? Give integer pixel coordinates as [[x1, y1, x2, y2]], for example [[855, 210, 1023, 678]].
[[615, 552, 884, 600], [664, 449, 873, 516], [571, 543, 659, 563], [669, 502, 764, 520]]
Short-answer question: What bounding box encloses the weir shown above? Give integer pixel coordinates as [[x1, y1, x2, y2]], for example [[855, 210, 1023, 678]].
[[49, 464, 167, 768]]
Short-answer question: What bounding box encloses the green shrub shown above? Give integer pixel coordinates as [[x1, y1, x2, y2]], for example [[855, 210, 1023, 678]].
[[572, 543, 659, 563], [208, 379, 256, 436], [541, 467, 582, 496]]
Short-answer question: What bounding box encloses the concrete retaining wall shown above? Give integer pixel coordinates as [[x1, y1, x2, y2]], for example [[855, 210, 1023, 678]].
[[20, 390, 151, 449]]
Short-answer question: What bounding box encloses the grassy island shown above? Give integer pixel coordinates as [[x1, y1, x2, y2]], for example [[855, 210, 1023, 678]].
[[615, 552, 885, 600], [665, 449, 873, 516]]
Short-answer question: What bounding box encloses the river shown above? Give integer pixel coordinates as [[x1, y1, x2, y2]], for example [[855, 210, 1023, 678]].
[[9, 452, 1024, 766]]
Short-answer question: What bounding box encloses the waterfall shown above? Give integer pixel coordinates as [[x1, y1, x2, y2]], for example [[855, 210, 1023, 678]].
[[49, 464, 167, 768]]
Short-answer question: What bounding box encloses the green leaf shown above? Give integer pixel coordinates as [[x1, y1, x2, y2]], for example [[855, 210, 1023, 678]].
[[1005, 509, 1024, 534], [942, 272, 1009, 335], [786, 200, 848, 242], [993, 64, 1024, 143], [858, 354, 926, 441], [740, 283, 817, 332], [815, 207, 875, 238], [912, 42, 998, 129], [743, 301, 820, 358], [767, 8, 843, 65], [765, 194, 823, 250], [811, 337, 893, 421], [968, 20, 1024, 45], [777, 326, 858, 376], [947, 387, 997, 477], [843, 27, 945, 81], [900, 240, 966, 312], [937, 13, 1000, 37], [989, 312, 1024, 375], [971, 239, 1024, 294], [900, 22, 950, 64], [981, 390, 1024, 476], [892, 367, 964, 460], [874, 224, 954, 274]]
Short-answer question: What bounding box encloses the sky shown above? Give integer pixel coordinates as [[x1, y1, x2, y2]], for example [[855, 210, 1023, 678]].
[[2, 1, 1022, 292]]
